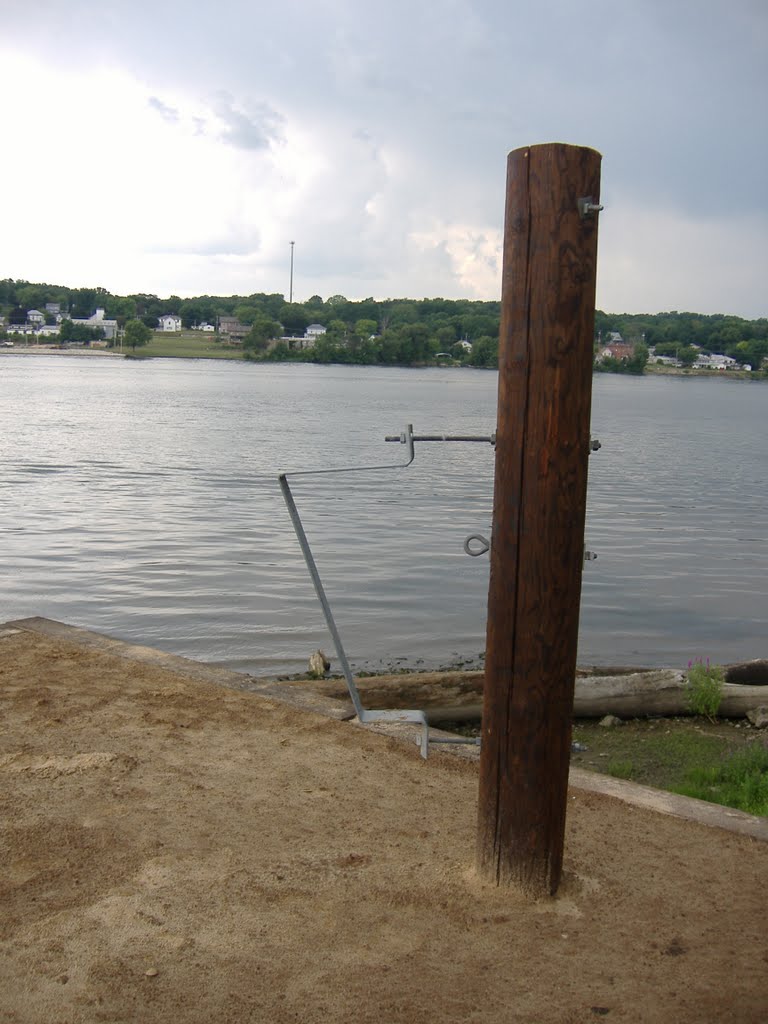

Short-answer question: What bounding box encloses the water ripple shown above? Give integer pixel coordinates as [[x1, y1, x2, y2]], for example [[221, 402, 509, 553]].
[[1, 359, 766, 674]]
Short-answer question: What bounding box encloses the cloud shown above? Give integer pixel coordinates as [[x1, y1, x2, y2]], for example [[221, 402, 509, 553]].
[[148, 96, 179, 123], [211, 93, 284, 151], [147, 90, 284, 151], [0, 0, 765, 315], [410, 223, 502, 299], [597, 197, 768, 319]]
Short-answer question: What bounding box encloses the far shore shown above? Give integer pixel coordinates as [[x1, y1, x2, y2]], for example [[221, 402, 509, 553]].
[[0, 344, 122, 357], [1, 343, 763, 378]]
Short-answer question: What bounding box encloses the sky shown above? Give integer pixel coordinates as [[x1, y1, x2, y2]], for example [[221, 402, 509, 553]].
[[1, 0, 766, 317]]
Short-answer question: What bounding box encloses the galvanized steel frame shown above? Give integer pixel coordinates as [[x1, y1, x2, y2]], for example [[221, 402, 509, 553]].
[[278, 424, 494, 757]]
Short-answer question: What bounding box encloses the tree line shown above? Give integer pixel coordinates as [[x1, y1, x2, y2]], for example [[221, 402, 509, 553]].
[[1, 278, 766, 371], [595, 310, 768, 374]]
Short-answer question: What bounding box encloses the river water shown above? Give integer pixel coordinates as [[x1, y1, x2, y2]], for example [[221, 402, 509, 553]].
[[1, 355, 766, 676]]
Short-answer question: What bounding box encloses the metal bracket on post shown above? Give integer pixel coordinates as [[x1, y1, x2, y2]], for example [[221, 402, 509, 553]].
[[578, 196, 604, 219], [462, 435, 602, 560], [278, 424, 493, 757]]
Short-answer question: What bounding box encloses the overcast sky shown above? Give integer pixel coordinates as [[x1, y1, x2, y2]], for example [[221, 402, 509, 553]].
[[2, 0, 766, 316]]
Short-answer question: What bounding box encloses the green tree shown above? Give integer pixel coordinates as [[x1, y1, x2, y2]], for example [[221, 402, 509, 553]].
[[354, 319, 378, 339], [59, 319, 105, 344], [124, 319, 152, 351], [243, 317, 279, 354], [106, 295, 138, 326], [68, 286, 108, 318], [626, 343, 649, 374], [652, 342, 678, 358], [312, 334, 345, 364], [434, 324, 457, 350], [278, 303, 309, 335], [388, 302, 419, 327], [129, 293, 164, 329], [325, 319, 349, 339], [267, 341, 291, 361], [461, 313, 499, 339], [234, 304, 262, 326], [179, 297, 219, 328], [735, 339, 768, 370], [470, 335, 499, 368], [16, 284, 50, 310]]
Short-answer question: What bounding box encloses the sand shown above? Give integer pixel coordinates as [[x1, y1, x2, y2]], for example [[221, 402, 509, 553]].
[[1, 622, 766, 1024]]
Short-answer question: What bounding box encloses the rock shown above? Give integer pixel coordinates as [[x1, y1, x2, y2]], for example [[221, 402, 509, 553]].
[[599, 714, 623, 728], [308, 650, 330, 678], [746, 706, 768, 729]]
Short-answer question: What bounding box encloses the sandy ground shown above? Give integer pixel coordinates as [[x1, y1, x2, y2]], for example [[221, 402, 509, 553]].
[[1, 623, 766, 1024]]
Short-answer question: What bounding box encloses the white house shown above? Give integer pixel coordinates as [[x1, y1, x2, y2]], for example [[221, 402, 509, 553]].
[[158, 314, 182, 332], [695, 353, 737, 370], [653, 354, 680, 366], [26, 309, 45, 324], [193, 322, 216, 332], [304, 323, 327, 342]]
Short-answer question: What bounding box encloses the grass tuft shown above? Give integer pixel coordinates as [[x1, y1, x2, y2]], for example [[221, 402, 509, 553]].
[[570, 717, 768, 815], [607, 760, 634, 780], [672, 742, 768, 815]]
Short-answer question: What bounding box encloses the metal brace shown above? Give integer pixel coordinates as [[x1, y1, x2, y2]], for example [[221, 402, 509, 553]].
[[461, 435, 602, 560], [279, 424, 493, 758]]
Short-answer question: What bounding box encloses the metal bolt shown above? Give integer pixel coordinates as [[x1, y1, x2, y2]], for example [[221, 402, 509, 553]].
[[578, 197, 604, 219]]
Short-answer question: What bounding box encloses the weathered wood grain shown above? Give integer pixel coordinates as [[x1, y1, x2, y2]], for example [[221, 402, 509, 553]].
[[476, 143, 602, 896]]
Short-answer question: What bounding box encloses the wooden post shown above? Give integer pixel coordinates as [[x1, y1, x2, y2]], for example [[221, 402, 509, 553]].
[[477, 143, 602, 896]]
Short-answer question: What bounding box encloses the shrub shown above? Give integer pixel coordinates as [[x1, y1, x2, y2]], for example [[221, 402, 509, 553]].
[[685, 658, 724, 720]]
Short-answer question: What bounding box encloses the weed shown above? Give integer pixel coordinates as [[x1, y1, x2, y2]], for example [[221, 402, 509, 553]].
[[607, 760, 634, 780], [685, 658, 724, 720], [672, 742, 768, 815]]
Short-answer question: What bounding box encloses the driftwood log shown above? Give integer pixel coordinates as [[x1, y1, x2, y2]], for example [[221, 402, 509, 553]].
[[282, 665, 768, 722], [724, 659, 768, 685]]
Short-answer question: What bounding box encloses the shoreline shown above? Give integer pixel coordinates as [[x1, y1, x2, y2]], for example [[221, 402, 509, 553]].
[[0, 344, 122, 357], [1, 345, 764, 377]]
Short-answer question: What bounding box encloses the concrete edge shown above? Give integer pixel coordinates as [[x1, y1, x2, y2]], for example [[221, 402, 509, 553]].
[[4, 617, 766, 842], [567, 767, 768, 841]]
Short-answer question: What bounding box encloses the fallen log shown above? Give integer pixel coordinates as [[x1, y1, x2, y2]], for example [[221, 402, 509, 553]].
[[572, 672, 766, 719], [724, 660, 768, 686], [281, 670, 484, 709], [281, 668, 768, 720]]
